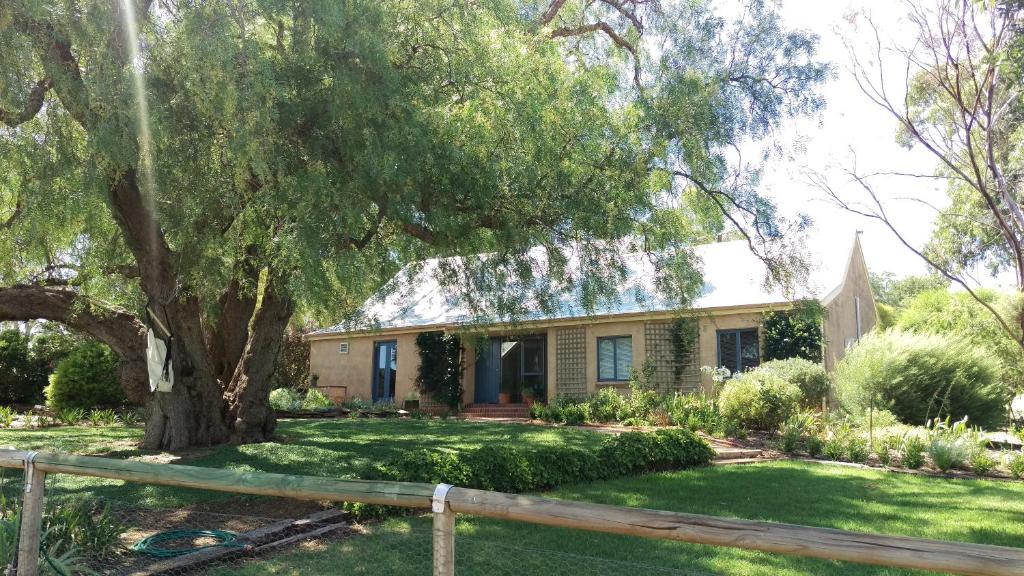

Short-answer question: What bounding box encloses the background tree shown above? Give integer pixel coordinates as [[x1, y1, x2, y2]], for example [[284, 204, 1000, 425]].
[[0, 0, 827, 449], [896, 288, 1024, 395], [814, 0, 1024, 351]]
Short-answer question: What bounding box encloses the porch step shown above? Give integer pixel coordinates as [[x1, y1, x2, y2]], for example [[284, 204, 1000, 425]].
[[463, 404, 530, 418]]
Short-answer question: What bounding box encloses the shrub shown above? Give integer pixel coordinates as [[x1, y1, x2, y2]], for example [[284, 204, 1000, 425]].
[[269, 388, 302, 411], [778, 411, 818, 454], [461, 445, 534, 492], [761, 305, 824, 363], [528, 401, 547, 420], [559, 402, 591, 426], [372, 429, 714, 497], [805, 434, 824, 457], [342, 395, 371, 411], [414, 332, 463, 410], [302, 389, 334, 410], [55, 407, 86, 426], [588, 388, 626, 423], [44, 342, 124, 411], [835, 330, 1009, 429], [270, 327, 310, 390], [0, 329, 47, 405], [970, 452, 996, 476], [718, 371, 801, 431], [665, 393, 720, 432], [0, 407, 14, 429], [88, 409, 118, 427], [43, 498, 124, 560], [900, 434, 927, 469], [823, 437, 845, 461], [876, 434, 901, 466], [1008, 451, 1024, 479], [756, 358, 830, 407], [846, 437, 869, 463]]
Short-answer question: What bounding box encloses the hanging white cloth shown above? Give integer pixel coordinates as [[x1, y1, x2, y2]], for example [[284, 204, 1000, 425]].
[[146, 328, 174, 392]]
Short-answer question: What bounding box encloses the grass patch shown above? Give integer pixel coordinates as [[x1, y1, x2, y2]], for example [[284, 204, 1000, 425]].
[[0, 419, 605, 507], [210, 460, 1024, 576]]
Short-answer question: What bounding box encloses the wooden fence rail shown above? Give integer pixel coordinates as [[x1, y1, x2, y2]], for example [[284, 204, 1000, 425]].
[[0, 449, 1021, 576]]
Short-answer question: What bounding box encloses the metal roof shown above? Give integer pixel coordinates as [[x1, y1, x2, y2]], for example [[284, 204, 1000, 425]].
[[311, 238, 851, 336]]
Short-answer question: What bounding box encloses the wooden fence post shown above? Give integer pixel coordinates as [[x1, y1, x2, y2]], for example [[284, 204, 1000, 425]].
[[432, 483, 454, 576], [17, 456, 45, 576]]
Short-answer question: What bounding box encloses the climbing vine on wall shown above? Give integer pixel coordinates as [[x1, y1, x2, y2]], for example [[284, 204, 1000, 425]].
[[762, 302, 825, 363], [415, 331, 463, 409], [669, 317, 699, 381]]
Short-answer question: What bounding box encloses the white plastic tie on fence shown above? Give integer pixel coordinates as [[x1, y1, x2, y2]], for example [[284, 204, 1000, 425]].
[[23, 451, 38, 493], [432, 483, 453, 513]]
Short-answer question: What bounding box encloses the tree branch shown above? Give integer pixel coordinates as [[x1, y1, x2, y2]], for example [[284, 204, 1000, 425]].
[[0, 284, 149, 402], [0, 78, 52, 128]]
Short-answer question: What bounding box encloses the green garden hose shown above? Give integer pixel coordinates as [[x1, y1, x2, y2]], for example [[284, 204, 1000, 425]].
[[132, 529, 245, 558]]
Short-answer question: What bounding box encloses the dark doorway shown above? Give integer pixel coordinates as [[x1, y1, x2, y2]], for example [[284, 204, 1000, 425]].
[[475, 334, 546, 403], [372, 340, 397, 403]]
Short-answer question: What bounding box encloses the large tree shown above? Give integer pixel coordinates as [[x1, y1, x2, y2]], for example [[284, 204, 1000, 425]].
[[0, 0, 826, 450], [816, 0, 1024, 352]]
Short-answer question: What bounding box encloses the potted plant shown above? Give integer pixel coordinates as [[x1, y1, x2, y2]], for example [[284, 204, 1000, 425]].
[[521, 386, 536, 407]]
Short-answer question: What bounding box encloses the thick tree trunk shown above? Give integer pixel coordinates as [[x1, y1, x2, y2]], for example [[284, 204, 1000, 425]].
[[0, 285, 149, 403], [142, 295, 232, 451], [223, 278, 294, 444]]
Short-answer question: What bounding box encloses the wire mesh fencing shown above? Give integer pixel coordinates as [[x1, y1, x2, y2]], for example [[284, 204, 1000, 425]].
[[0, 465, 722, 576], [0, 450, 1021, 576]]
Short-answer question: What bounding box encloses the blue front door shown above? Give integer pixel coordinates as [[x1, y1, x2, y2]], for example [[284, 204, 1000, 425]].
[[474, 339, 501, 403], [373, 341, 397, 403]]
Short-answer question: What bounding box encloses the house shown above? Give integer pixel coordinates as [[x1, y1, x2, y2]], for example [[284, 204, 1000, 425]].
[[306, 235, 876, 413]]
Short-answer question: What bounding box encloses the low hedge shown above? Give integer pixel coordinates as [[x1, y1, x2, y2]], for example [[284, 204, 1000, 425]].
[[371, 428, 715, 491]]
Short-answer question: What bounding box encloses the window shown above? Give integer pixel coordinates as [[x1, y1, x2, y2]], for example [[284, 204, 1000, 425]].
[[597, 336, 633, 381], [717, 329, 759, 374], [337, 342, 349, 354]]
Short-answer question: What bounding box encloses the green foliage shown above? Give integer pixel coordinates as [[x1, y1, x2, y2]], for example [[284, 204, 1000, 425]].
[[970, 452, 996, 476], [301, 389, 333, 410], [805, 434, 824, 457], [0, 407, 12, 429], [0, 329, 46, 405], [756, 358, 830, 407], [718, 371, 801, 431], [664, 393, 726, 434], [823, 437, 845, 461], [897, 288, 1024, 393], [44, 341, 124, 411], [559, 403, 592, 427], [899, 434, 927, 469], [414, 332, 463, 410], [88, 408, 118, 427], [876, 434, 901, 467], [371, 429, 713, 503], [269, 388, 303, 412], [1009, 451, 1024, 479], [761, 304, 824, 363], [0, 0, 828, 412], [869, 273, 949, 308], [270, 328, 310, 390], [834, 329, 1009, 429], [588, 388, 626, 423], [777, 411, 819, 454], [43, 498, 124, 561], [55, 407, 86, 426], [669, 318, 699, 382], [924, 416, 984, 472], [846, 437, 869, 463]]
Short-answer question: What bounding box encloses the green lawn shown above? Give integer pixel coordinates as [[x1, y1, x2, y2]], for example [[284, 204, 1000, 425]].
[[0, 418, 605, 507], [211, 460, 1024, 575], [3, 419, 1023, 575]]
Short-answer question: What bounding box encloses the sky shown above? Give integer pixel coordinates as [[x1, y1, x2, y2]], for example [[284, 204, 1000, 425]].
[[752, 0, 980, 283]]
